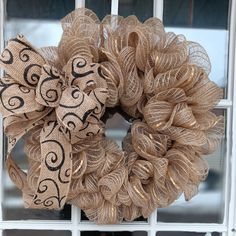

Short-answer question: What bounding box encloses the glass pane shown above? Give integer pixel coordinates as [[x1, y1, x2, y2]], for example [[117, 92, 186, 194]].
[[6, 0, 74, 20], [157, 109, 226, 223], [81, 232, 147, 236], [81, 210, 147, 222], [119, 0, 153, 22], [156, 233, 221, 236], [4, 0, 73, 47], [156, 233, 205, 236], [3, 230, 71, 236], [163, 0, 229, 28], [163, 0, 230, 96], [105, 112, 131, 148], [85, 0, 111, 20]]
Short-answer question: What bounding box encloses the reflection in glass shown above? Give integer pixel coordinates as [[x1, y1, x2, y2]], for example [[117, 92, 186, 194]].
[[85, 0, 111, 20], [81, 232, 147, 236], [163, 0, 229, 29], [157, 109, 226, 223], [6, 0, 75, 20], [4, 20, 62, 47], [105, 112, 131, 148], [163, 0, 230, 95], [4, 0, 73, 47], [3, 230, 71, 236], [165, 27, 228, 92], [119, 0, 153, 22]]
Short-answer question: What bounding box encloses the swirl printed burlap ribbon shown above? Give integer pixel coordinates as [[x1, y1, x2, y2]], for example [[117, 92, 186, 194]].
[[0, 34, 108, 209], [0, 8, 223, 223]]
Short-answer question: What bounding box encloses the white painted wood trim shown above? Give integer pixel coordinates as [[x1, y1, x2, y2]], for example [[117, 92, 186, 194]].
[[228, 0, 236, 234], [217, 99, 233, 108], [0, 0, 233, 235], [0, 220, 228, 232], [75, 0, 85, 8], [111, 0, 119, 15], [226, 0, 235, 102], [153, 0, 163, 20]]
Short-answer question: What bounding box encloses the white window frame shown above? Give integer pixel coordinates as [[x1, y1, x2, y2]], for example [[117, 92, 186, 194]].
[[0, 0, 236, 235]]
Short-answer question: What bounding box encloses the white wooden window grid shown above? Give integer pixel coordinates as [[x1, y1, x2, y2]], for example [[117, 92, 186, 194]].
[[0, 0, 235, 235]]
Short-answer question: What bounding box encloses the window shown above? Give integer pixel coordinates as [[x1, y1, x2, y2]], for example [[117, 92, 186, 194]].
[[0, 0, 235, 235]]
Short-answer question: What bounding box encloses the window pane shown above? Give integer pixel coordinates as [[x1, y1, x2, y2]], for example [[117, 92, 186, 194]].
[[81, 232, 147, 236], [163, 0, 230, 97], [163, 0, 229, 29], [4, 0, 71, 47], [156, 233, 222, 236], [119, 0, 153, 22], [157, 109, 226, 223], [3, 230, 71, 236], [4, 20, 62, 47], [156, 233, 205, 236], [85, 0, 111, 20], [105, 112, 131, 148], [6, 0, 74, 20]]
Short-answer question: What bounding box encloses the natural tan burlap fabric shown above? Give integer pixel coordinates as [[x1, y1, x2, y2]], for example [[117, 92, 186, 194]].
[[0, 8, 223, 224]]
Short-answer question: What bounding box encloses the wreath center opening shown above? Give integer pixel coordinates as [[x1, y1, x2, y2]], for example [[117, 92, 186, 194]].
[[104, 111, 131, 148]]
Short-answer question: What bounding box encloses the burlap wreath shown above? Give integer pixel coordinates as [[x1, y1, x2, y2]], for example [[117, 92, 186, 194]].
[[0, 8, 223, 224]]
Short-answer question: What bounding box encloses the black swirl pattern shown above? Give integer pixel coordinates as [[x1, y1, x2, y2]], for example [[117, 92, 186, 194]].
[[0, 49, 13, 64], [42, 139, 65, 171], [0, 82, 25, 113], [71, 87, 81, 99], [23, 64, 42, 87], [91, 89, 107, 115], [34, 178, 65, 208], [97, 66, 106, 80], [8, 96, 24, 111], [73, 56, 86, 68], [37, 66, 63, 105], [58, 167, 71, 184], [59, 92, 84, 108], [19, 85, 31, 93], [71, 57, 94, 85]]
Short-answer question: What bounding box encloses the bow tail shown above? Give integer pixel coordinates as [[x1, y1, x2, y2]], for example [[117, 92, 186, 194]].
[[27, 121, 72, 209], [5, 107, 52, 196], [6, 119, 72, 210]]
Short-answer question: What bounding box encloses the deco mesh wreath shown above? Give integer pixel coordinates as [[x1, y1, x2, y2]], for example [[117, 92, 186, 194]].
[[0, 8, 223, 224]]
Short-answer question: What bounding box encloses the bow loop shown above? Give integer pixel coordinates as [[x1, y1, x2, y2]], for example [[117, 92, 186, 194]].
[[0, 76, 43, 117], [56, 86, 97, 132], [36, 64, 64, 107], [64, 55, 108, 90], [0, 35, 46, 88], [88, 88, 109, 119]]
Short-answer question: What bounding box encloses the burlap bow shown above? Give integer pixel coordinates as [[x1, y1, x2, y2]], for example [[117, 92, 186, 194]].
[[0, 35, 108, 209]]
